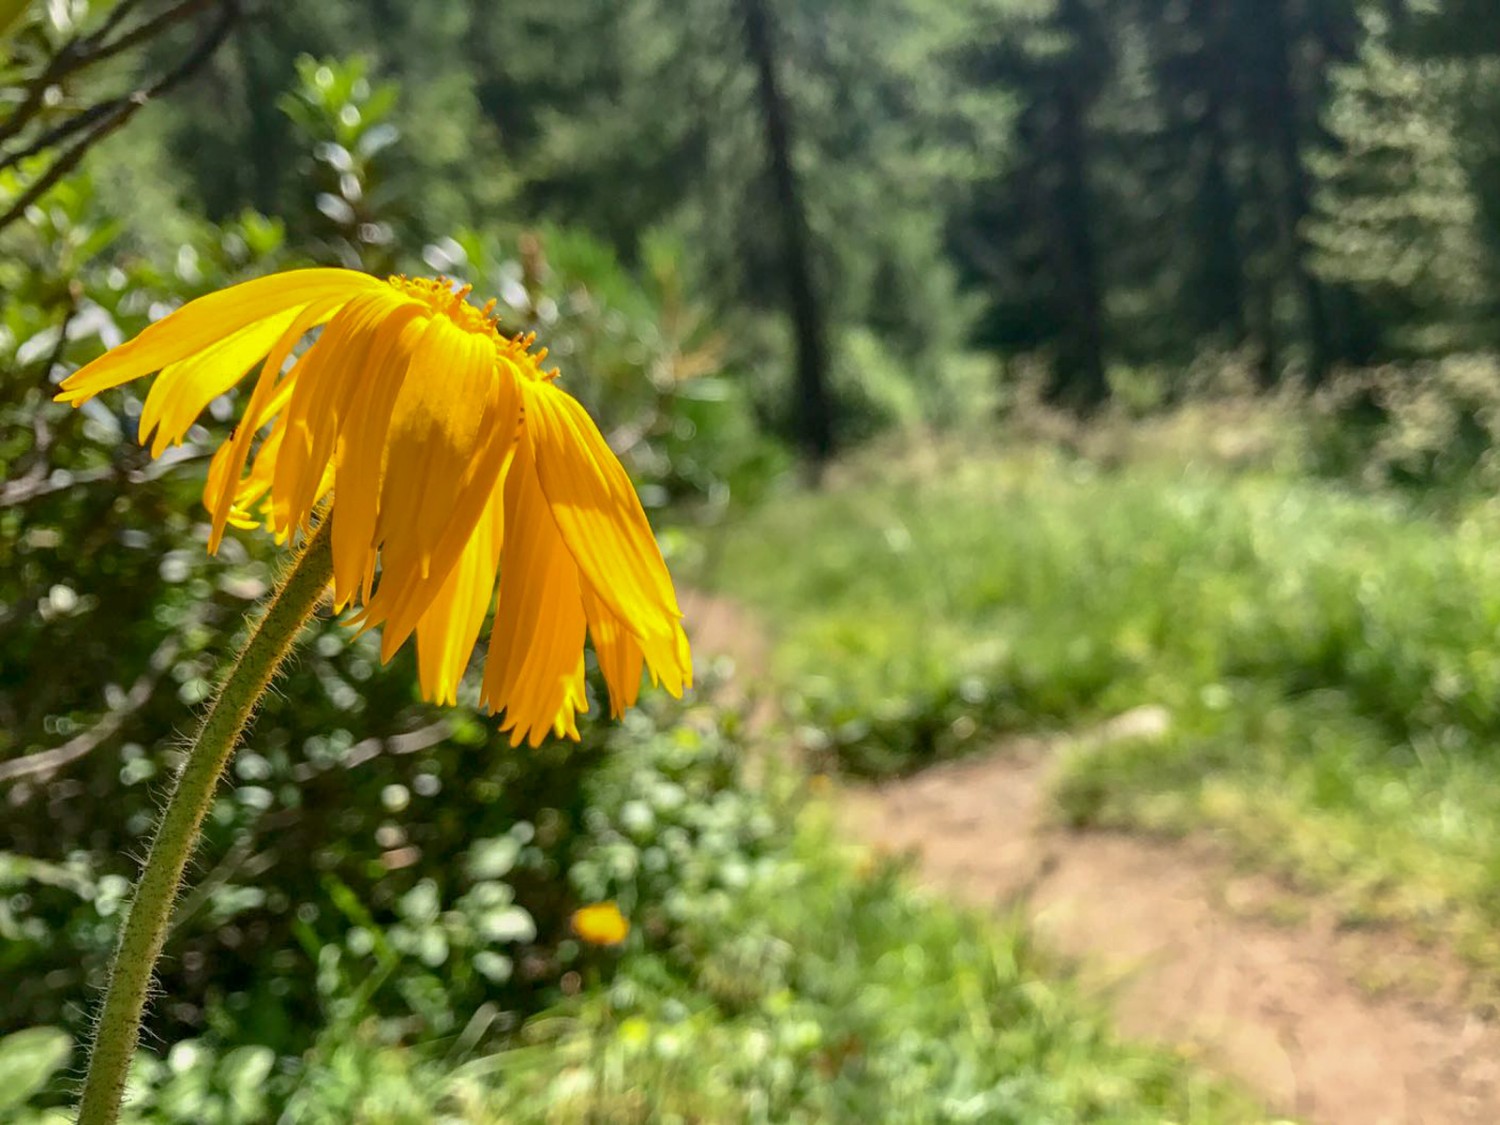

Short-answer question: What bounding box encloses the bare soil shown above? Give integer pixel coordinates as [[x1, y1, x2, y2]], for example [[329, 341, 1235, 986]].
[[682, 590, 1500, 1125], [840, 738, 1500, 1125]]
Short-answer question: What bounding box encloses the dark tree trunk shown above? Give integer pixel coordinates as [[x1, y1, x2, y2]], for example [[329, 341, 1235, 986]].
[[1263, 0, 1332, 383], [238, 28, 282, 215], [739, 0, 834, 468], [1186, 0, 1248, 345], [1196, 89, 1248, 344], [1245, 157, 1283, 388], [1047, 0, 1108, 411]]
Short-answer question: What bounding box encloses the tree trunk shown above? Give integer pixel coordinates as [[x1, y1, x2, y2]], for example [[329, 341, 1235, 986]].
[[1243, 153, 1282, 387], [1047, 0, 1108, 411], [1263, 0, 1332, 383], [238, 28, 281, 215], [1187, 0, 1248, 345], [1197, 92, 1248, 344], [739, 0, 834, 468]]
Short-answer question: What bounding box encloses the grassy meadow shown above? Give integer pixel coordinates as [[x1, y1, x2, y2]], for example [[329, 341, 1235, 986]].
[[694, 403, 1500, 997]]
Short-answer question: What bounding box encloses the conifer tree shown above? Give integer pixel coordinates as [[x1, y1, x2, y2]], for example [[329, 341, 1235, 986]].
[[1308, 10, 1491, 357]]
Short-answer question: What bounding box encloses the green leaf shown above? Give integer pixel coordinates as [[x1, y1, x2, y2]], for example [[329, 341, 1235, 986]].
[[0, 1027, 73, 1112], [218, 1045, 274, 1115], [0, 0, 28, 43]]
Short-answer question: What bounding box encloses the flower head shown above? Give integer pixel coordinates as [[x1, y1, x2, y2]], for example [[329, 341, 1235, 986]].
[[571, 901, 630, 946], [57, 268, 691, 745]]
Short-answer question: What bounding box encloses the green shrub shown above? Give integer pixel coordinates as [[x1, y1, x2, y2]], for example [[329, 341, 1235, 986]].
[[9, 697, 1260, 1123]]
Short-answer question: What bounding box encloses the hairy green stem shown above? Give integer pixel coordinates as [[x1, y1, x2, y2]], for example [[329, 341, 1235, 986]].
[[76, 520, 335, 1125]]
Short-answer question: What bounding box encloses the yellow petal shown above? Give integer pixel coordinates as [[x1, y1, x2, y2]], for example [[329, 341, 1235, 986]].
[[203, 442, 239, 528], [270, 290, 406, 538], [220, 417, 335, 541], [481, 444, 589, 746], [222, 421, 284, 531], [414, 462, 509, 706], [361, 321, 521, 656], [206, 295, 351, 552], [139, 306, 304, 459], [328, 303, 430, 607], [55, 269, 382, 405], [521, 376, 690, 696], [582, 587, 644, 718]]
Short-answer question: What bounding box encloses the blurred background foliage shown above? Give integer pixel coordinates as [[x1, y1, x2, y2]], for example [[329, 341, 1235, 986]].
[[3, 0, 1500, 1119]]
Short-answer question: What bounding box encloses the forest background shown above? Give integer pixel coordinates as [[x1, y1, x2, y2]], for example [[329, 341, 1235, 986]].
[[4, 0, 1500, 1120]]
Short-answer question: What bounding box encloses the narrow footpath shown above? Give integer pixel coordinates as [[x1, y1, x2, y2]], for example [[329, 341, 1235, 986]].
[[684, 590, 1500, 1125]]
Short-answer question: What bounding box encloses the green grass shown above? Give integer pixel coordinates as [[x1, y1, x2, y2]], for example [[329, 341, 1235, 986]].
[[257, 813, 1265, 1124], [692, 438, 1500, 988], [10, 714, 1263, 1124], [467, 812, 1266, 1124]]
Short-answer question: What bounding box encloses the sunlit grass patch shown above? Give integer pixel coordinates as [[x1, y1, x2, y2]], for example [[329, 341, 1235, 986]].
[[462, 808, 1267, 1124], [1052, 689, 1500, 999], [7, 705, 1262, 1124], [693, 437, 1500, 982]]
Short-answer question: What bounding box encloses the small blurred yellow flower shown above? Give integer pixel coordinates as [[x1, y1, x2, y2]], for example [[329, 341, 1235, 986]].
[[571, 901, 630, 946], [807, 773, 832, 796], [56, 269, 691, 745]]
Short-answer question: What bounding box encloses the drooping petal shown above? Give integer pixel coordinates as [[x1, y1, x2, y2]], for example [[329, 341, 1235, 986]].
[[205, 380, 300, 538], [360, 322, 521, 657], [270, 290, 408, 539], [214, 421, 284, 533], [521, 376, 690, 696], [206, 295, 351, 552], [218, 417, 336, 544], [203, 442, 243, 529], [582, 587, 645, 718], [328, 303, 430, 608], [414, 462, 510, 706], [482, 443, 589, 746], [56, 269, 382, 405], [138, 308, 304, 459]]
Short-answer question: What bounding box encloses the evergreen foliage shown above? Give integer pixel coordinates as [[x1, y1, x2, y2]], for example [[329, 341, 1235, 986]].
[[120, 0, 1500, 409], [1309, 11, 1491, 358]]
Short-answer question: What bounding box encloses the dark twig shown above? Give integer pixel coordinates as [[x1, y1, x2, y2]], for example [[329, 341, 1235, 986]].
[[36, 282, 80, 385], [91, 0, 154, 47], [0, 0, 212, 152], [0, 0, 217, 173], [78, 0, 214, 74], [0, 0, 238, 234], [0, 448, 213, 508]]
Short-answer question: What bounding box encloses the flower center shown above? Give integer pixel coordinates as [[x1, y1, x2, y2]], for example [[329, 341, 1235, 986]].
[[387, 275, 558, 381], [387, 275, 497, 335]]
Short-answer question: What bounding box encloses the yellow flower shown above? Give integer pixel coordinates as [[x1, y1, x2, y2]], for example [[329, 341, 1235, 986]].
[[56, 268, 691, 745], [571, 901, 630, 946]]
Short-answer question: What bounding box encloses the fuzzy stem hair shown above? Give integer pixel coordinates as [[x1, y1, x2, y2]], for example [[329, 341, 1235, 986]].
[[76, 518, 335, 1125]]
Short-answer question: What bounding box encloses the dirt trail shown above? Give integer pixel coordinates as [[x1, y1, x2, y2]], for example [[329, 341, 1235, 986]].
[[840, 742, 1500, 1125], [682, 590, 1500, 1125]]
